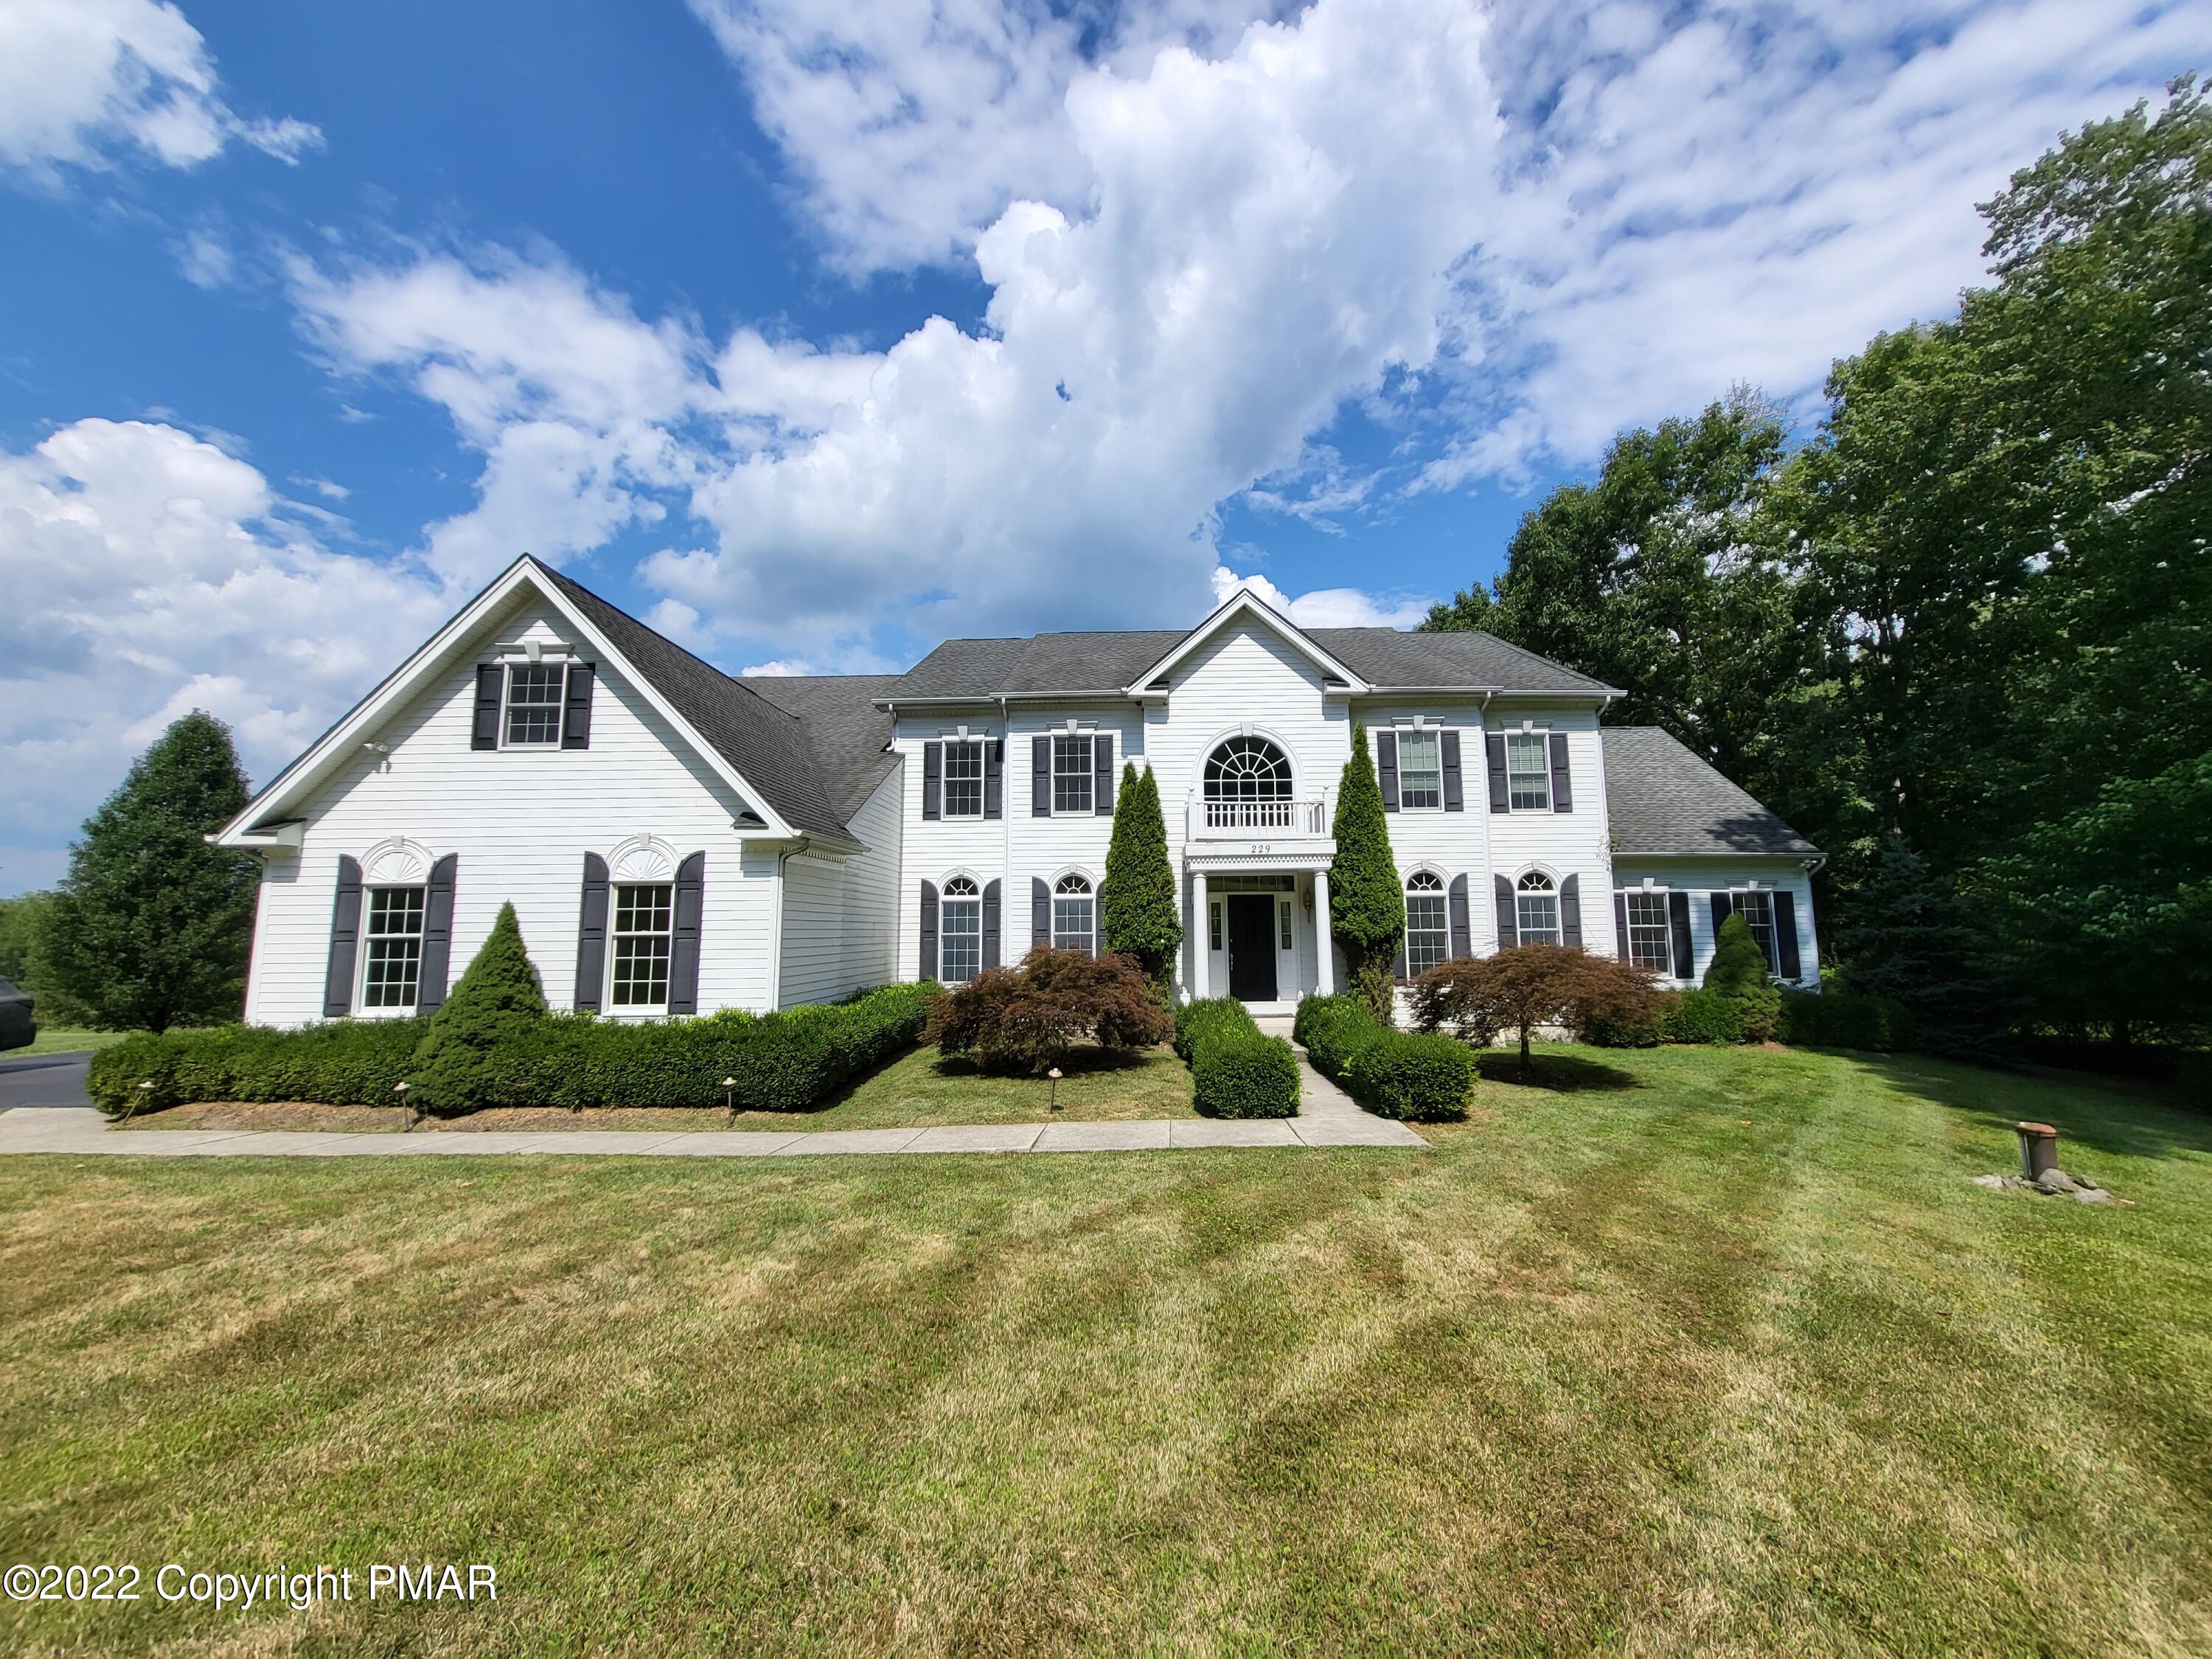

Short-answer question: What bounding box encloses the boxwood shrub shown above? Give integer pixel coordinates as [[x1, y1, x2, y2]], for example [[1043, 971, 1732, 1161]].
[[1173, 997, 1299, 1119], [1295, 993, 1473, 1121], [1658, 987, 1744, 1045], [87, 983, 935, 1117]]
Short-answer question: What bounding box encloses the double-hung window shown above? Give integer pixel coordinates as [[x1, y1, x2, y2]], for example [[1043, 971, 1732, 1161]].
[[1405, 872, 1450, 975], [361, 886, 425, 1009], [1052, 735, 1094, 815], [1516, 872, 1561, 945], [504, 664, 567, 747], [1052, 874, 1095, 954], [1506, 732, 1551, 811], [1624, 892, 1673, 974], [1398, 731, 1442, 810], [610, 883, 674, 1010], [940, 877, 982, 982], [1733, 890, 1779, 976], [942, 740, 985, 818]]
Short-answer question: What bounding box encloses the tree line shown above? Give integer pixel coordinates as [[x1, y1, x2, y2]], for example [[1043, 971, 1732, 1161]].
[[1425, 81, 2212, 1052]]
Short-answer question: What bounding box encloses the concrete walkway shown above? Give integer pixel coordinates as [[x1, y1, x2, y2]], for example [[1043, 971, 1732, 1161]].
[[0, 1041, 1426, 1159]]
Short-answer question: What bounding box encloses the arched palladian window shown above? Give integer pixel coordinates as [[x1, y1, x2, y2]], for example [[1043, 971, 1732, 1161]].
[[1516, 871, 1561, 946], [1203, 737, 1293, 830], [1053, 874, 1095, 955], [1405, 871, 1450, 976], [941, 876, 983, 983]]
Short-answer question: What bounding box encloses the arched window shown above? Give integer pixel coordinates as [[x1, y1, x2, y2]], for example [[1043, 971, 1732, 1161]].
[[1052, 873, 1095, 955], [1203, 737, 1293, 830], [941, 876, 982, 983], [1516, 871, 1560, 946], [1405, 871, 1450, 976]]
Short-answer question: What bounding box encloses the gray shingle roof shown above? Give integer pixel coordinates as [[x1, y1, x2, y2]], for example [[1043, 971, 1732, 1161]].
[[540, 564, 858, 844], [738, 673, 900, 823], [1602, 727, 1819, 857], [883, 622, 1613, 698]]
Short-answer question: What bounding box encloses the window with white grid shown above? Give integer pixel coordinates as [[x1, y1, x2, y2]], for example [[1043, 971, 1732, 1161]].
[[1052, 735, 1093, 815], [1405, 872, 1450, 976], [504, 664, 566, 746], [1506, 732, 1551, 811], [940, 876, 982, 982], [1733, 890, 1779, 975], [1624, 892, 1673, 973], [610, 883, 673, 1009], [361, 886, 425, 1009], [1052, 874, 1094, 954], [943, 741, 984, 818], [1398, 730, 1442, 810], [1516, 872, 1560, 945]]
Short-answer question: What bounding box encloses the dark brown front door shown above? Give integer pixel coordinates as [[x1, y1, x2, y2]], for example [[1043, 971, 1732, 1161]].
[[1226, 894, 1278, 1003]]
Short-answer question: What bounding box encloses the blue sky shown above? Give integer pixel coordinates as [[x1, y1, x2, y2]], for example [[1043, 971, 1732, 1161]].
[[1, 0, 2205, 894]]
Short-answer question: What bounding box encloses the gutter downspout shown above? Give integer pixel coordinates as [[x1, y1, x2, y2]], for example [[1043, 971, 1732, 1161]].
[[765, 837, 808, 1012]]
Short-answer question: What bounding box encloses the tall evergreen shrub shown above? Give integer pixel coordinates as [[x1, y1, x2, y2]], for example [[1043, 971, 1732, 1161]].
[[1327, 725, 1405, 1024], [409, 903, 548, 1113], [1100, 762, 1183, 981], [1703, 913, 1780, 1041]]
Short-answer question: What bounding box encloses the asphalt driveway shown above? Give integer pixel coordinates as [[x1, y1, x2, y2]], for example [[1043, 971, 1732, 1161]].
[[0, 1052, 94, 1109]]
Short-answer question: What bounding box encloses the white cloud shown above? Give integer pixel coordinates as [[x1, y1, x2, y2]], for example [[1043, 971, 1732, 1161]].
[[1211, 566, 1433, 630], [0, 419, 445, 872], [0, 0, 321, 178], [172, 224, 232, 288]]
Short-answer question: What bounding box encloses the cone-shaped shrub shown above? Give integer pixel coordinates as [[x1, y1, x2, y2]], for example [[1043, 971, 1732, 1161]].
[[1101, 762, 1183, 982], [1327, 725, 1405, 1025], [409, 902, 548, 1113], [1703, 912, 1768, 995]]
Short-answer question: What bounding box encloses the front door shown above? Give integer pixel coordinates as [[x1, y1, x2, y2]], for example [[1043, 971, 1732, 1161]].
[[1226, 894, 1279, 1003]]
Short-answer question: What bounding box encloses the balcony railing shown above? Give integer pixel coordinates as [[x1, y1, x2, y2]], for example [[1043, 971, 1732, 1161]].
[[1187, 796, 1329, 839]]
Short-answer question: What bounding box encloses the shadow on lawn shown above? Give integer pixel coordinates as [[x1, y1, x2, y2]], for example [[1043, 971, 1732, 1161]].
[[927, 1044, 1162, 1082], [1473, 1051, 1643, 1093], [1848, 1050, 2212, 1162]]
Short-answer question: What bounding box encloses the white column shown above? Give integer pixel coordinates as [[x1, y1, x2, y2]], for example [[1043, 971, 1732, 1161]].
[[1192, 871, 1210, 1001], [1312, 869, 1334, 995]]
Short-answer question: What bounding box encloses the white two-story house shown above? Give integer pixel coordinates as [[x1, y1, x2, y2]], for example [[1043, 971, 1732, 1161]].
[[218, 556, 1822, 1024]]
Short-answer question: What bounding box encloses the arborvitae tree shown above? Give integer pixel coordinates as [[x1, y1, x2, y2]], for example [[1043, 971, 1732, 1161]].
[[1703, 913, 1770, 995], [41, 712, 257, 1032], [1101, 762, 1182, 983], [1327, 725, 1405, 1025], [409, 902, 547, 1113]]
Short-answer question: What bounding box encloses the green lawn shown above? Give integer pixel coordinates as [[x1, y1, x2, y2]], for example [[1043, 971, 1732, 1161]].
[[3, 1044, 2207, 1655], [10, 1026, 135, 1058]]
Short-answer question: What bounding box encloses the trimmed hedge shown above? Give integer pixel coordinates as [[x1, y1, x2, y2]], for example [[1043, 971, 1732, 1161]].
[[87, 983, 936, 1116], [1777, 986, 1910, 1051], [1295, 994, 1473, 1122], [1173, 998, 1300, 1119], [1658, 988, 1744, 1045]]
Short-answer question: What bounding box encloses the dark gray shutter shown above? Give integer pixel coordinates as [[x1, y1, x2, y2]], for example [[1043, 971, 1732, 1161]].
[[1094, 734, 1113, 815], [560, 663, 595, 748], [417, 854, 457, 1012], [919, 880, 939, 981], [1495, 874, 1517, 949], [922, 742, 942, 819], [1549, 732, 1573, 812], [984, 740, 1004, 820], [1441, 731, 1464, 811], [1377, 730, 1399, 811], [1560, 874, 1583, 947], [1032, 736, 1052, 815], [323, 855, 363, 1016], [1774, 891, 1801, 979], [1032, 877, 1051, 950], [1448, 874, 1472, 959], [981, 879, 1001, 970], [668, 851, 705, 1015], [472, 664, 503, 750], [1613, 893, 1630, 964], [574, 853, 610, 1011], [1669, 891, 1694, 978], [1486, 734, 1509, 812], [1710, 891, 1733, 945]]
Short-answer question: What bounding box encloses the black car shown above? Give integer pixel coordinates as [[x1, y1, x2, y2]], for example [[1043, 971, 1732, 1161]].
[[0, 976, 35, 1051]]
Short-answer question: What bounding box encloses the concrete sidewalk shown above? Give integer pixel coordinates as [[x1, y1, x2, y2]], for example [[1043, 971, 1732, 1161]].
[[0, 1046, 1427, 1158]]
